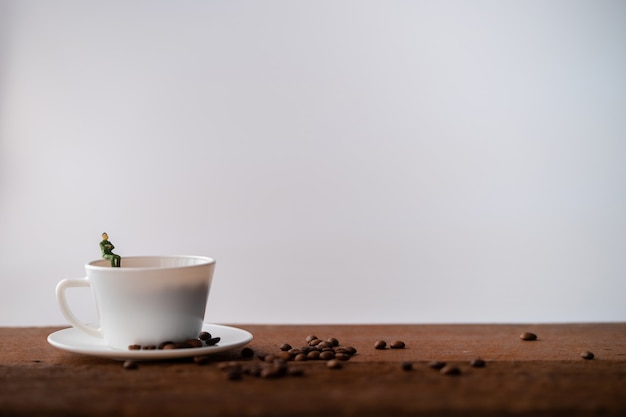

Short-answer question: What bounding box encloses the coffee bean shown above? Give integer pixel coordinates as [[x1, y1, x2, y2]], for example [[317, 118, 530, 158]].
[[162, 343, 177, 350], [142, 345, 157, 350], [186, 339, 203, 348], [390, 340, 406, 349], [326, 359, 342, 369], [429, 360, 446, 370], [343, 346, 357, 355], [309, 338, 323, 346], [279, 343, 292, 351], [520, 332, 537, 341], [226, 369, 243, 380], [294, 353, 308, 361], [319, 351, 335, 360], [122, 360, 138, 370], [581, 351, 595, 360], [193, 355, 209, 365], [158, 341, 174, 349], [470, 358, 486, 368], [307, 350, 320, 360], [128, 344, 141, 350], [401, 361, 413, 371], [198, 331, 212, 340], [335, 353, 351, 361], [276, 351, 292, 361], [241, 347, 255, 358], [327, 337, 340, 346], [440, 365, 461, 375], [374, 340, 387, 349], [305, 335, 318, 343], [205, 337, 221, 346]]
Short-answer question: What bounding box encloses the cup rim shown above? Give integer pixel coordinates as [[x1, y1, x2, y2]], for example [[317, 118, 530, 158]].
[[87, 255, 215, 271]]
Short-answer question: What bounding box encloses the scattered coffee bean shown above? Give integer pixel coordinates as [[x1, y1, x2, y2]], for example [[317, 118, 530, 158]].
[[335, 353, 350, 361], [198, 331, 212, 341], [470, 358, 486, 368], [193, 355, 209, 365], [374, 340, 387, 350], [581, 351, 595, 360], [128, 344, 141, 350], [327, 337, 340, 346], [319, 351, 335, 361], [307, 350, 320, 360], [520, 332, 537, 341], [225, 368, 243, 380], [276, 351, 292, 361], [401, 361, 413, 371], [326, 359, 342, 369], [122, 360, 137, 370], [279, 343, 292, 351], [343, 346, 357, 355], [440, 365, 461, 375], [241, 347, 255, 358], [305, 335, 318, 343], [309, 338, 323, 346], [390, 340, 406, 349], [287, 367, 305, 377], [294, 353, 308, 361], [429, 360, 446, 370]]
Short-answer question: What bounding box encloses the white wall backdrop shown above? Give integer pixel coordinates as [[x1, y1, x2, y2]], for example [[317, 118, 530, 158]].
[[1, 0, 625, 326]]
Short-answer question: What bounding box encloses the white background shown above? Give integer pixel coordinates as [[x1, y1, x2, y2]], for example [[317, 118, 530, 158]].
[[1, 0, 625, 326]]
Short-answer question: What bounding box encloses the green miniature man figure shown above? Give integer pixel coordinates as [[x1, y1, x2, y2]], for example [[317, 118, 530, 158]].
[[100, 232, 121, 267]]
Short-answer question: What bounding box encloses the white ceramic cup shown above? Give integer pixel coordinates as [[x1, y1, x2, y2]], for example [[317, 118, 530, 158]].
[[56, 255, 216, 350]]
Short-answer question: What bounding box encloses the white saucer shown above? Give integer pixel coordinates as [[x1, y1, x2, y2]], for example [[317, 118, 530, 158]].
[[47, 323, 253, 361]]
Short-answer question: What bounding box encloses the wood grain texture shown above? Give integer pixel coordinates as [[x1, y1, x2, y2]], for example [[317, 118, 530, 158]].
[[1, 324, 625, 416]]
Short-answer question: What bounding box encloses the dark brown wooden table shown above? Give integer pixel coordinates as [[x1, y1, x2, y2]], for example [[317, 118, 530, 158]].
[[1, 323, 625, 416]]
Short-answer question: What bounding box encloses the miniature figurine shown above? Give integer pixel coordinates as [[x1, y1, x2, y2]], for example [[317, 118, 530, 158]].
[[100, 232, 121, 267]]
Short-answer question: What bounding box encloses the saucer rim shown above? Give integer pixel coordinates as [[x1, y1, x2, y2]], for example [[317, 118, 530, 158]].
[[47, 323, 253, 361]]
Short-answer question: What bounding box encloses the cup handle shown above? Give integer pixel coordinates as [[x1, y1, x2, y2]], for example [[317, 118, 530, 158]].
[[56, 278, 103, 338]]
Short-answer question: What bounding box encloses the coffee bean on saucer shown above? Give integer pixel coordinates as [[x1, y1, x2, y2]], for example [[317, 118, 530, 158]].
[[374, 340, 387, 349], [158, 341, 174, 349], [581, 351, 595, 360], [198, 331, 212, 341], [205, 337, 221, 346], [520, 332, 537, 341], [162, 343, 177, 350], [185, 339, 203, 348], [128, 344, 141, 350]]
